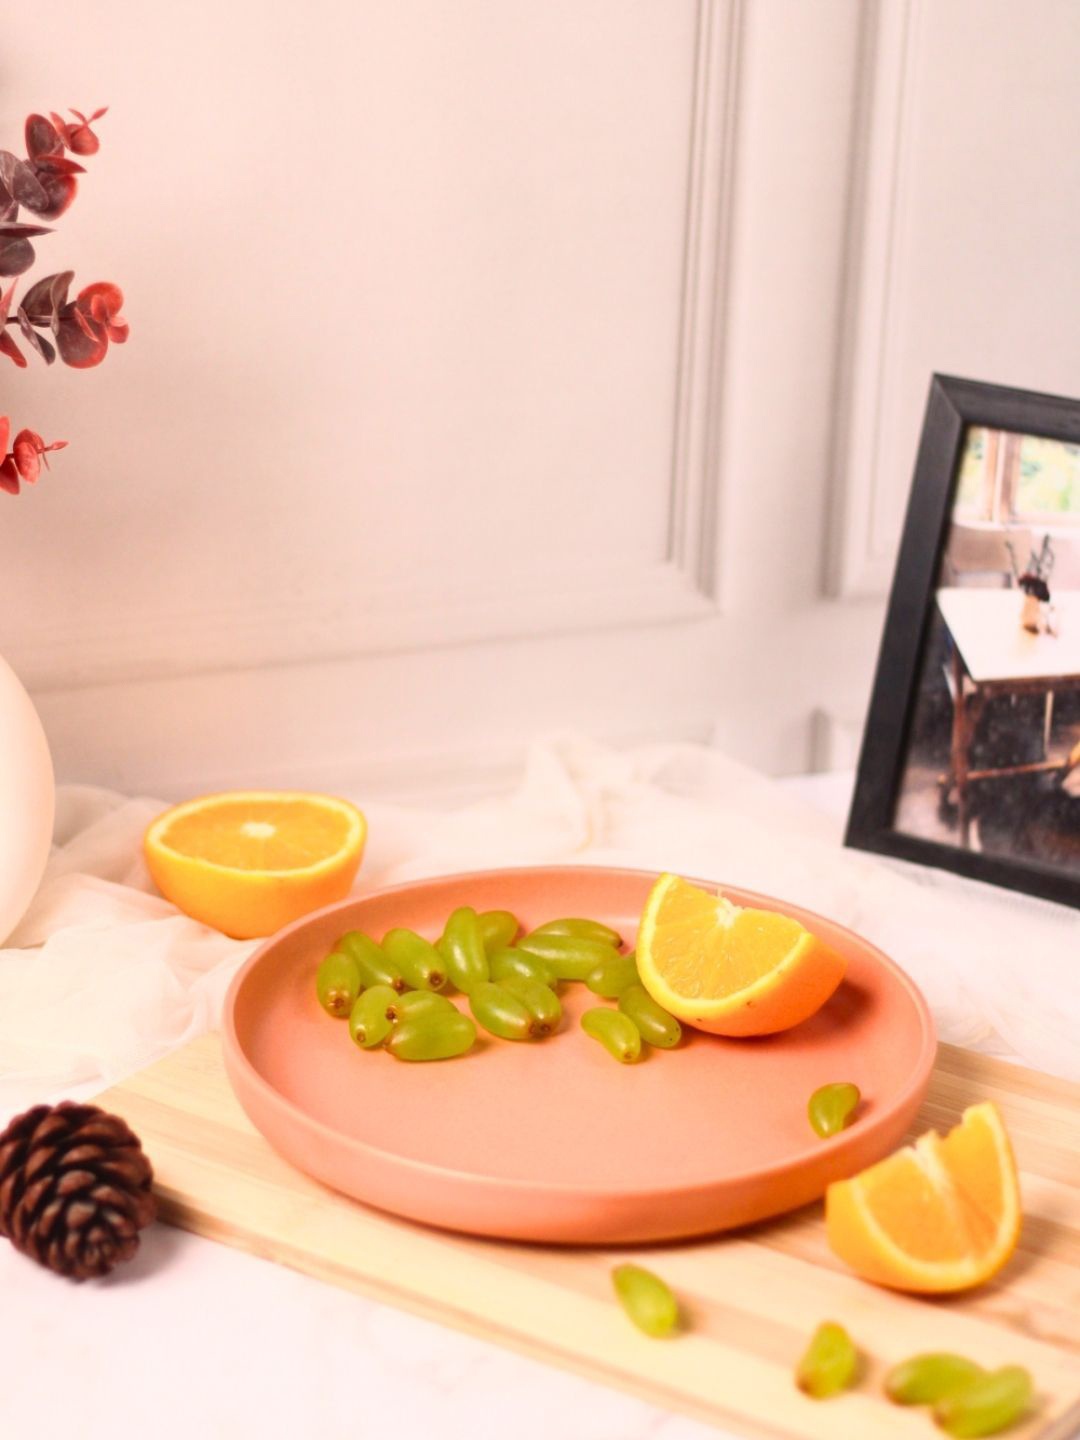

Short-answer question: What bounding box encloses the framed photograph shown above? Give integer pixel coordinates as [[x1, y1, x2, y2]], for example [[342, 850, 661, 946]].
[[846, 374, 1080, 910]]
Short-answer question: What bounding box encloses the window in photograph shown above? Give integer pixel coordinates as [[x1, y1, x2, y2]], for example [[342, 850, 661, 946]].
[[1012, 435, 1080, 520], [954, 426, 1080, 526]]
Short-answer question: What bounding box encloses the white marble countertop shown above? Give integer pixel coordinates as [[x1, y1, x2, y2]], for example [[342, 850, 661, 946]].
[[3, 746, 1075, 1440], [0, 1224, 717, 1440]]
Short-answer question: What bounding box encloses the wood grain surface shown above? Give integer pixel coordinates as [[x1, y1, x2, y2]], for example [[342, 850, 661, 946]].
[[97, 1036, 1080, 1439]]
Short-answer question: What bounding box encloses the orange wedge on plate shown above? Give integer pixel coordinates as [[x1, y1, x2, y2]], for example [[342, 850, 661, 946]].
[[144, 791, 366, 939], [826, 1102, 1021, 1292], [636, 873, 846, 1036]]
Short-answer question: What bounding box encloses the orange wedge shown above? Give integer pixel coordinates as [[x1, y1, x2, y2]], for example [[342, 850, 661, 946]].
[[144, 791, 366, 939], [636, 873, 846, 1036], [826, 1102, 1021, 1293]]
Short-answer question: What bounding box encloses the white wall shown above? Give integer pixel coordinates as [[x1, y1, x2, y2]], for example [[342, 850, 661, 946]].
[[832, 0, 1080, 598], [2, 1, 1078, 799]]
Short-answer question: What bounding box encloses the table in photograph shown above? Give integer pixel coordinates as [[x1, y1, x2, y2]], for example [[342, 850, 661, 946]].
[[936, 587, 1080, 847]]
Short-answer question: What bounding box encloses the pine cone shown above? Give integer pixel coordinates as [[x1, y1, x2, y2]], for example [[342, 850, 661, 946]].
[[0, 1101, 156, 1280]]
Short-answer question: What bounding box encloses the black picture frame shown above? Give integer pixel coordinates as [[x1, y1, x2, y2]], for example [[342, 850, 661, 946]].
[[845, 373, 1080, 910]]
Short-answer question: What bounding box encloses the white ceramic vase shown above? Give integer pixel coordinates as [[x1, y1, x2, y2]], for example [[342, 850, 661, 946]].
[[0, 655, 55, 943]]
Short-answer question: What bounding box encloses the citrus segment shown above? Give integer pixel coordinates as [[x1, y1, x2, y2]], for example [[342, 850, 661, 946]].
[[825, 1102, 1021, 1293], [636, 873, 846, 1036], [144, 790, 366, 939], [161, 796, 355, 870]]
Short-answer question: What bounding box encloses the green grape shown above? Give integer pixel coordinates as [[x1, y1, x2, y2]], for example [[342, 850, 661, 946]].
[[316, 951, 361, 1017], [348, 985, 397, 1048], [338, 931, 406, 992], [438, 907, 490, 993], [488, 946, 554, 988], [532, 917, 622, 947], [885, 1353, 986, 1406], [932, 1367, 1033, 1437], [611, 1263, 679, 1337], [468, 981, 536, 1041], [795, 1321, 859, 1399], [618, 984, 681, 1049], [808, 1082, 861, 1138], [388, 990, 457, 1023], [499, 974, 562, 1035], [477, 909, 519, 952], [586, 951, 640, 998], [581, 1008, 641, 1063], [516, 932, 618, 980], [387, 1011, 477, 1061], [382, 928, 447, 991]]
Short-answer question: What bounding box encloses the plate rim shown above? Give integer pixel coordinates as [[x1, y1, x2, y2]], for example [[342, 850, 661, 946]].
[[222, 864, 938, 1204]]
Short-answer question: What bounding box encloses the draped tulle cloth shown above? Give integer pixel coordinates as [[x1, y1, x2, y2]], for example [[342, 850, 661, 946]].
[[2, 736, 1077, 1123]]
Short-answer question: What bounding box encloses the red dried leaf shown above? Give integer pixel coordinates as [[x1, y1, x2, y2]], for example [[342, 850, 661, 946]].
[[69, 107, 108, 126], [6, 428, 67, 486], [0, 455, 20, 495], [12, 429, 41, 483], [0, 222, 53, 239], [0, 280, 15, 325], [32, 154, 86, 177], [0, 329, 27, 366], [0, 151, 49, 212], [81, 280, 122, 311], [73, 304, 98, 340], [0, 416, 9, 453], [20, 270, 73, 323], [79, 281, 128, 344], [26, 114, 64, 161], [26, 166, 77, 220], [0, 236, 36, 277], [55, 304, 107, 367], [66, 126, 100, 156], [17, 310, 56, 364], [50, 108, 105, 157]]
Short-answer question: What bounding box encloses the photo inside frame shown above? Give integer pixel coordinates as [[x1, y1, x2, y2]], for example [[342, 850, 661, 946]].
[[890, 426, 1080, 876]]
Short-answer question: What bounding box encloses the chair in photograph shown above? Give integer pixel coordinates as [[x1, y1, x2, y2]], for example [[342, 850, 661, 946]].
[[941, 523, 1031, 588], [935, 587, 1080, 849], [941, 526, 1062, 789]]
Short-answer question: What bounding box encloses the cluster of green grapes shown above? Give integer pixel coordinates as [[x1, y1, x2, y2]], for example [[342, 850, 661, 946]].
[[797, 1322, 1033, 1435], [314, 906, 682, 1062]]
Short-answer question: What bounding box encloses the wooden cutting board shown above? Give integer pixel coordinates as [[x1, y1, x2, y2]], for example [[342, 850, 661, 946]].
[[97, 1034, 1080, 1439]]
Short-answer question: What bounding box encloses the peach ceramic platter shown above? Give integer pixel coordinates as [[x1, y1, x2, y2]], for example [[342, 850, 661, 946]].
[[222, 866, 936, 1243]]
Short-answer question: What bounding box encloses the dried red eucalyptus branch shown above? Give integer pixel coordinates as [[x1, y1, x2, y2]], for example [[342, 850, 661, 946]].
[[0, 106, 127, 495], [0, 414, 67, 495]]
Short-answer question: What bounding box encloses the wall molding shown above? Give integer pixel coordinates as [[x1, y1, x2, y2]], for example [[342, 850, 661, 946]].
[[7, 0, 739, 696], [14, 557, 714, 694], [33, 597, 885, 799], [827, 0, 923, 600], [669, 0, 742, 601]]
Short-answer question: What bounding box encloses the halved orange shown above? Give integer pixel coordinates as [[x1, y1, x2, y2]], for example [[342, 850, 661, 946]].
[[144, 791, 366, 939], [826, 1102, 1021, 1293], [636, 873, 846, 1036]]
